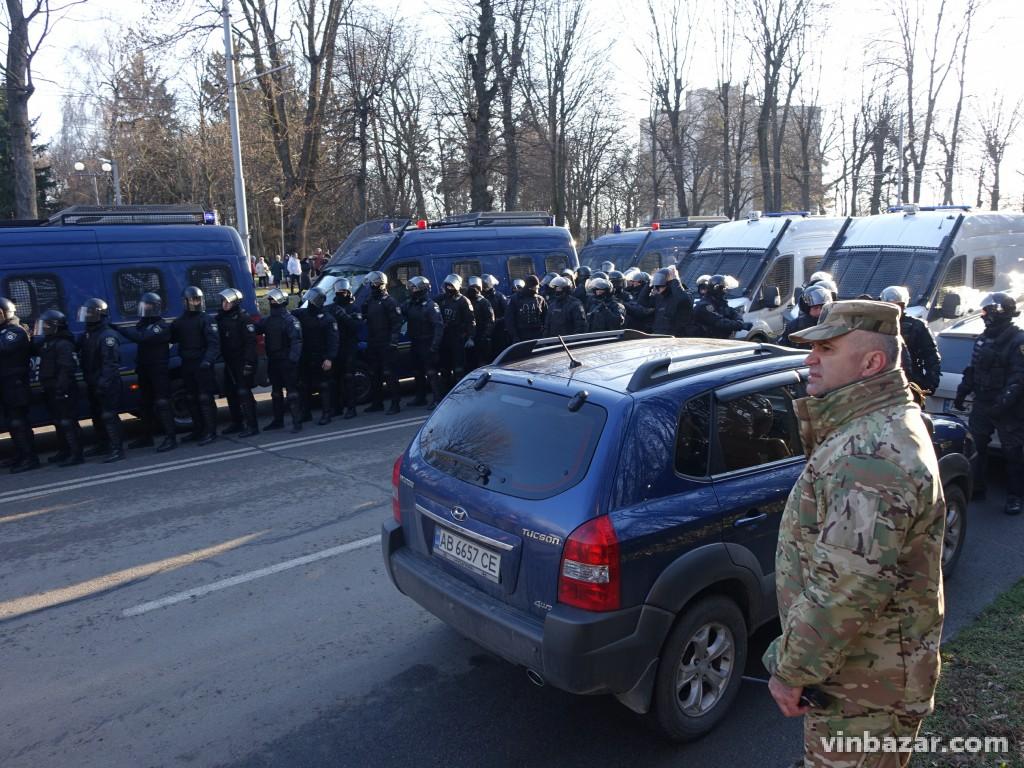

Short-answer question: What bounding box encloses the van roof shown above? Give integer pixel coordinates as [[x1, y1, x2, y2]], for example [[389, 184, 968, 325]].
[[839, 209, 1024, 250], [696, 215, 847, 252]]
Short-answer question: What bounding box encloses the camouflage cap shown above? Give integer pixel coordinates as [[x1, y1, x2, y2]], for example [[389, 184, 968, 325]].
[[789, 299, 900, 343]]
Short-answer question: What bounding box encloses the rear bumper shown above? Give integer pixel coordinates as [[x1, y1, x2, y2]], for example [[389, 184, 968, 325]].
[[381, 520, 675, 696]]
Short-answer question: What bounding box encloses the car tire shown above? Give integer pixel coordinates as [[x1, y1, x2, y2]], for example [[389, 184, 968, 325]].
[[648, 595, 747, 742], [941, 483, 968, 577], [352, 361, 372, 405], [169, 378, 192, 431]]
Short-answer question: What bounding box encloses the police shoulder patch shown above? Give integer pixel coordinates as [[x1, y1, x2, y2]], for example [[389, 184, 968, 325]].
[[152, 325, 162, 333], [4, 330, 16, 341], [105, 337, 116, 347], [246, 323, 256, 332], [395, 307, 402, 315], [292, 319, 301, 328]]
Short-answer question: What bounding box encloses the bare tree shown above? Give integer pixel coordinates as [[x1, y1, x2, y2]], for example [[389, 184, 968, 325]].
[[934, 0, 976, 205], [491, 0, 532, 211], [977, 95, 1022, 210], [711, 0, 755, 218]]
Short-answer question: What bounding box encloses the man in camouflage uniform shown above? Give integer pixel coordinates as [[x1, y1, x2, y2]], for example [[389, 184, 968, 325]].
[[763, 300, 945, 768]]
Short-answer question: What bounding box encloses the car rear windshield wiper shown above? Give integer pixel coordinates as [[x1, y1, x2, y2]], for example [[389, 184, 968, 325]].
[[430, 448, 492, 480]]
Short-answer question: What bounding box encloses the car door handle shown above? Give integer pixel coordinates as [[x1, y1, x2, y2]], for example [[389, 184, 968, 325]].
[[734, 512, 768, 527]]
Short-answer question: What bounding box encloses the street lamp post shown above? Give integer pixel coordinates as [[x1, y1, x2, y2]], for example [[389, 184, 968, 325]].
[[272, 196, 285, 257], [73, 159, 121, 205]]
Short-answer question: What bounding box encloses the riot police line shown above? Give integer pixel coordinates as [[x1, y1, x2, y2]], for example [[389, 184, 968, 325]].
[[1, 264, 1021, 509]]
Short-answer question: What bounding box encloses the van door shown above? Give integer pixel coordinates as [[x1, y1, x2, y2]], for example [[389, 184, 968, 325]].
[[748, 255, 793, 336], [385, 260, 422, 305]]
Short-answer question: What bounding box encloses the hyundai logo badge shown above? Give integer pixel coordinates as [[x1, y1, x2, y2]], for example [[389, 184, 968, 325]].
[[450, 506, 467, 522]]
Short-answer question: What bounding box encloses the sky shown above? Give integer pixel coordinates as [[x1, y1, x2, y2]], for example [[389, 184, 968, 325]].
[[19, 0, 1024, 212]]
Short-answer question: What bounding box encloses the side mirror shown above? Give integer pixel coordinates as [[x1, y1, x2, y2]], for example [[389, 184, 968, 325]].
[[768, 286, 782, 308], [941, 292, 961, 320], [792, 285, 804, 305]]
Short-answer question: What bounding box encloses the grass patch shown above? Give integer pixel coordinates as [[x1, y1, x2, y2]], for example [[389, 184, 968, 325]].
[[920, 577, 1024, 766]]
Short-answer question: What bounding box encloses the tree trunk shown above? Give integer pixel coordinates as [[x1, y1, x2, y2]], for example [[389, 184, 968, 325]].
[[990, 162, 1000, 211], [5, 0, 38, 219], [468, 0, 497, 212]]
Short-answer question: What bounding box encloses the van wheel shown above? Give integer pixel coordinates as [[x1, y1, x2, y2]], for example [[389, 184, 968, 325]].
[[649, 595, 747, 742], [170, 380, 193, 431], [352, 361, 372, 405], [941, 483, 968, 577]]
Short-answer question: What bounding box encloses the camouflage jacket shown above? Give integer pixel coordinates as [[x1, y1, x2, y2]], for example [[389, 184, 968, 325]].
[[763, 368, 945, 717]]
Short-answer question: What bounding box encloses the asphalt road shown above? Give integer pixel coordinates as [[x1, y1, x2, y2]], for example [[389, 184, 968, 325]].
[[1, 406, 1022, 768]]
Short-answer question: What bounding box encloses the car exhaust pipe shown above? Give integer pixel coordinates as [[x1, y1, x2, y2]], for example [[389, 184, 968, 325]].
[[526, 668, 545, 687]]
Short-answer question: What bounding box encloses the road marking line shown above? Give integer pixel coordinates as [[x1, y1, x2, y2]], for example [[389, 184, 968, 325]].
[[0, 419, 426, 507], [0, 531, 266, 622], [122, 534, 379, 617]]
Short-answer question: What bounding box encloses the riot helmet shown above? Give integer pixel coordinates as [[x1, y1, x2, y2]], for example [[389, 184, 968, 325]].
[[813, 277, 839, 299], [802, 284, 833, 318], [980, 292, 1019, 329], [408, 276, 431, 299], [696, 275, 712, 296], [576, 265, 592, 281], [608, 270, 625, 292], [443, 274, 463, 293], [634, 271, 651, 287], [467, 276, 484, 296], [334, 278, 352, 300], [266, 288, 289, 307], [34, 309, 67, 338], [589, 277, 612, 298], [512, 278, 526, 291], [366, 271, 388, 291], [591, 270, 608, 281], [137, 292, 163, 318], [708, 274, 730, 298], [549, 276, 572, 296], [880, 285, 911, 307], [0, 297, 17, 325], [481, 274, 500, 290], [77, 297, 109, 325], [219, 287, 243, 312], [650, 269, 670, 289], [183, 286, 205, 313], [304, 286, 327, 308], [540, 272, 558, 289], [561, 268, 577, 280], [600, 260, 615, 273], [808, 270, 833, 286]]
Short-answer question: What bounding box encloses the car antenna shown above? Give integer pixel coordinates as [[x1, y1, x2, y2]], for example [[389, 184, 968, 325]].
[[557, 335, 582, 369]]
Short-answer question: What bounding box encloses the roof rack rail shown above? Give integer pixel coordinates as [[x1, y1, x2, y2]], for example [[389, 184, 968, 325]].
[[492, 329, 669, 366], [47, 205, 217, 226], [626, 343, 804, 392], [0, 218, 49, 228], [885, 204, 971, 214], [655, 216, 729, 229], [430, 211, 554, 228]]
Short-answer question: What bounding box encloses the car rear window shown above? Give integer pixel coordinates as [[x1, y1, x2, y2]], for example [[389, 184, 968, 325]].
[[418, 379, 606, 500], [938, 334, 975, 376]]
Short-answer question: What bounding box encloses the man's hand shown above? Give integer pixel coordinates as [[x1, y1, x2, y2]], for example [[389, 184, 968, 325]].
[[768, 675, 810, 718], [952, 397, 966, 411]]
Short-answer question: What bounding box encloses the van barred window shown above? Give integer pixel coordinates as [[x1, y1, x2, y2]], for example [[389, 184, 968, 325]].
[[506, 256, 534, 282], [544, 253, 568, 274], [116, 269, 164, 316], [4, 274, 62, 323], [452, 260, 482, 282], [188, 266, 233, 311]]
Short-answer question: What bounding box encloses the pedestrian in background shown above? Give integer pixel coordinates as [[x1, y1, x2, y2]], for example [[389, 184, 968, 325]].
[[287, 253, 302, 295], [299, 256, 312, 292], [255, 257, 269, 288], [271, 254, 285, 289], [764, 300, 944, 768]]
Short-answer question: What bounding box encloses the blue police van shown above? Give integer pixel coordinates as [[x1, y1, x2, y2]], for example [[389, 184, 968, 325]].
[[313, 212, 579, 400], [0, 205, 259, 427], [578, 217, 728, 275]]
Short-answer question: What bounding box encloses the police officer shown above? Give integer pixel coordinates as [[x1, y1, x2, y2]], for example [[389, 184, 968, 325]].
[[650, 266, 694, 337], [0, 297, 39, 472], [808, 270, 838, 301], [480, 274, 508, 354], [437, 274, 475, 392], [362, 271, 403, 415], [694, 274, 751, 339], [624, 271, 655, 332], [954, 292, 1024, 515], [171, 286, 220, 445], [117, 292, 176, 452], [326, 279, 362, 420], [779, 283, 832, 347], [403, 276, 444, 409], [607, 270, 627, 301], [573, 266, 592, 306], [259, 288, 303, 432], [539, 272, 558, 300], [293, 287, 339, 425], [512, 278, 526, 292], [506, 275, 547, 343], [880, 285, 941, 394], [216, 288, 259, 437], [587, 277, 626, 332], [465, 276, 494, 369], [544, 276, 587, 336], [34, 310, 83, 466], [695, 274, 711, 301], [600, 260, 615, 274], [77, 298, 126, 463]]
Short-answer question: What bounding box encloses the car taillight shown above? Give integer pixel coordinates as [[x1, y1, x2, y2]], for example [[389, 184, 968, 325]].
[[557, 515, 620, 611], [392, 454, 403, 523]]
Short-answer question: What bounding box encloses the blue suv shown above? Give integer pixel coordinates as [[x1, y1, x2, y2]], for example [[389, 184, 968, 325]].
[[381, 331, 973, 740]]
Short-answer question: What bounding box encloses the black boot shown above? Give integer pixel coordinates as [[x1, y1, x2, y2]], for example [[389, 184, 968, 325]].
[[238, 393, 259, 438], [318, 386, 333, 426], [288, 394, 303, 433], [9, 420, 40, 474], [264, 394, 286, 431], [102, 415, 126, 463], [386, 399, 401, 416], [156, 401, 178, 453], [58, 421, 84, 467], [343, 407, 357, 419]]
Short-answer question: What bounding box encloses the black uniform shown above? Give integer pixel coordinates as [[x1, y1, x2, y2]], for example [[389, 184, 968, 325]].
[[362, 289, 403, 411], [899, 314, 941, 393], [779, 312, 816, 347], [119, 316, 174, 448], [483, 287, 509, 353], [403, 294, 444, 407], [260, 305, 303, 430], [293, 305, 339, 423], [624, 286, 655, 332], [467, 292, 495, 369], [216, 306, 259, 434], [437, 290, 475, 391], [954, 321, 1024, 501], [327, 295, 362, 417], [78, 320, 124, 456], [694, 295, 746, 339], [652, 281, 695, 337], [587, 294, 626, 332], [543, 293, 588, 336], [0, 320, 38, 468], [505, 289, 547, 343], [35, 327, 82, 464], [171, 310, 220, 443]]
